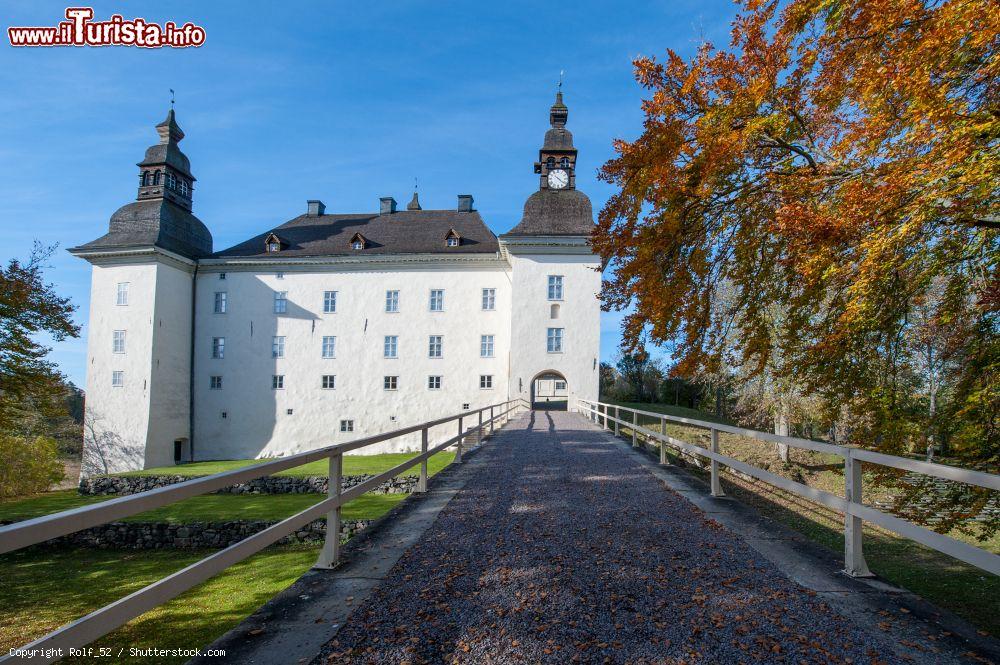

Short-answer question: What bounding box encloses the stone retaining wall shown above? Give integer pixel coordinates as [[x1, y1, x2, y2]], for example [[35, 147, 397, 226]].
[[3, 518, 371, 550], [79, 474, 416, 496]]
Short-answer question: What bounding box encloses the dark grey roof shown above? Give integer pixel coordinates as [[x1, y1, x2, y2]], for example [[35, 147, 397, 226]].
[[214, 209, 500, 258], [503, 189, 594, 237], [543, 127, 574, 151], [138, 142, 192, 177], [70, 199, 213, 259]]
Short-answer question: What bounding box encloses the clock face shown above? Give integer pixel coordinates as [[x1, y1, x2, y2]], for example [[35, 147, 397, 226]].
[[547, 168, 569, 189]]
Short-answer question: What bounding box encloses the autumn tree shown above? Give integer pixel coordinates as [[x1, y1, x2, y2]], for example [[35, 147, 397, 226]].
[[595, 0, 998, 470]]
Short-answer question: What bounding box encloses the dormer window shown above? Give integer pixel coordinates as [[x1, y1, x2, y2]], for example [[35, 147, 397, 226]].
[[445, 229, 461, 248], [264, 232, 284, 254], [350, 233, 366, 250]]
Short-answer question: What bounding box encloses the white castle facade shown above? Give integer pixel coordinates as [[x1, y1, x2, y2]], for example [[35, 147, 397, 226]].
[[71, 94, 600, 473]]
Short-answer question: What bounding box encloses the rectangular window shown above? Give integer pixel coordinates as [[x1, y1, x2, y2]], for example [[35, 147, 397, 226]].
[[384, 335, 398, 358], [383, 375, 398, 391], [548, 275, 563, 301], [340, 419, 354, 432], [428, 335, 443, 358], [273, 291, 287, 313], [116, 282, 129, 306], [219, 272, 226, 280], [385, 290, 399, 313], [428, 375, 441, 390], [112, 330, 126, 354], [212, 337, 225, 359], [482, 288, 496, 310], [480, 334, 494, 358], [111, 370, 124, 387], [322, 336, 336, 358], [272, 336, 285, 358], [480, 374, 493, 389], [547, 327, 563, 353], [555, 380, 567, 390], [272, 375, 284, 390], [323, 290, 337, 313], [210, 375, 223, 390], [429, 289, 444, 312], [214, 291, 227, 313], [322, 374, 336, 389]]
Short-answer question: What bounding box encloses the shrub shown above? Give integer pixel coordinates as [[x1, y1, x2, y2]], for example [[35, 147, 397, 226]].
[[0, 435, 64, 498]]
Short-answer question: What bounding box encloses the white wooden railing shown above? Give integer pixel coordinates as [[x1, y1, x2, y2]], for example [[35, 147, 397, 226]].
[[577, 398, 1000, 578], [0, 398, 528, 664]]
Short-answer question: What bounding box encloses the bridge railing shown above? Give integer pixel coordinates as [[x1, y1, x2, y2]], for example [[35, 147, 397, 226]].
[[0, 398, 528, 664], [576, 398, 1000, 579]]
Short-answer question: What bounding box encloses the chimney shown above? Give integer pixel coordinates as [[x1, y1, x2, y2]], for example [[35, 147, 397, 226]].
[[307, 200, 325, 216], [457, 194, 474, 212], [380, 196, 397, 215]]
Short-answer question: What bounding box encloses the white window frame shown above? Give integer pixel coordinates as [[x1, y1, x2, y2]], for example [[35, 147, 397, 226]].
[[446, 236, 459, 247], [272, 375, 284, 390], [272, 336, 285, 359], [428, 375, 441, 390], [273, 291, 287, 314], [116, 282, 129, 306], [210, 375, 223, 390], [383, 375, 398, 391], [351, 239, 364, 250], [385, 290, 399, 313], [480, 374, 493, 389], [428, 335, 443, 358], [322, 374, 336, 389], [480, 334, 494, 358], [111, 370, 124, 388], [212, 337, 225, 359], [323, 290, 337, 313], [384, 335, 398, 358], [340, 419, 354, 432], [555, 380, 567, 391], [322, 336, 336, 359], [547, 275, 563, 301], [214, 291, 227, 313], [482, 288, 496, 311], [547, 327, 563, 353], [112, 330, 126, 354], [429, 289, 444, 312]]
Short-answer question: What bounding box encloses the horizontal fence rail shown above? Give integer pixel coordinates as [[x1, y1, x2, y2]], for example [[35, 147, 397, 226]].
[[577, 399, 1000, 579], [1, 398, 528, 665]]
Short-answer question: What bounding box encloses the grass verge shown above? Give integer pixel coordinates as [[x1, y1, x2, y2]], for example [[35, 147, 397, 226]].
[[117, 451, 456, 478]]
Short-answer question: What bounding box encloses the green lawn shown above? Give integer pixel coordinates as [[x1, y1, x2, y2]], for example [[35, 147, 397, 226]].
[[0, 545, 320, 664], [0, 489, 407, 524], [606, 400, 1000, 637], [117, 450, 455, 478]]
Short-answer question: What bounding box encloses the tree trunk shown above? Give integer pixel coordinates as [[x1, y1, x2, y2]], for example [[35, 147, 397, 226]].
[[774, 402, 790, 463]]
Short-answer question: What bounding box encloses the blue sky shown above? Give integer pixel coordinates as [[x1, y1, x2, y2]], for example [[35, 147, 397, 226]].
[[1, 1, 737, 387]]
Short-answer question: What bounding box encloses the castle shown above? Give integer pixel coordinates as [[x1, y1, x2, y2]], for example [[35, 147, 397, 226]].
[[70, 93, 600, 473]]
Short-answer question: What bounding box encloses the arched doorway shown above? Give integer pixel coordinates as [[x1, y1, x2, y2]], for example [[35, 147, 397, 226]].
[[531, 371, 568, 410]]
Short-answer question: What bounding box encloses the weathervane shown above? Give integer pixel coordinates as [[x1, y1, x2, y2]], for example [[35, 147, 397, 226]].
[[169, 88, 175, 108], [558, 70, 564, 91]]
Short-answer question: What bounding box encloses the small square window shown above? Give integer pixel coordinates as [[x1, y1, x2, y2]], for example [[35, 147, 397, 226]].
[[323, 291, 337, 313], [340, 419, 354, 432], [116, 282, 129, 306], [428, 375, 441, 390], [210, 375, 223, 390], [221, 411, 228, 419], [219, 273, 227, 280], [272, 375, 284, 390], [276, 272, 284, 280], [272, 336, 285, 358], [273, 291, 287, 314], [214, 292, 227, 313], [462, 403, 470, 410], [351, 240, 364, 250], [384, 375, 398, 391], [482, 288, 496, 310], [322, 374, 336, 389], [480, 374, 493, 389], [286, 408, 294, 415], [111, 370, 124, 387], [446, 236, 459, 247]]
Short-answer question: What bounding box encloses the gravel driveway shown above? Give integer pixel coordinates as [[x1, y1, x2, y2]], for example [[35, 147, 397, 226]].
[[317, 409, 903, 664]]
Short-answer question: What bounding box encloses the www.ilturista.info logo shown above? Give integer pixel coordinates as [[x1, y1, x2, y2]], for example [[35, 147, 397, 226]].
[[8, 7, 206, 48]]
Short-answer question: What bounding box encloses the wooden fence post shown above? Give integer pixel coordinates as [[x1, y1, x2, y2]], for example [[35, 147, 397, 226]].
[[844, 450, 872, 576], [315, 452, 343, 568], [710, 428, 724, 497]]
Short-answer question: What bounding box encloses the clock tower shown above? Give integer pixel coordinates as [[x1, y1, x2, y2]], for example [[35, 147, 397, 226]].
[[533, 91, 577, 191]]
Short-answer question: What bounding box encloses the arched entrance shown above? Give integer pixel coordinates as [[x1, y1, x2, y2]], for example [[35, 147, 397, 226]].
[[531, 371, 568, 410]]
